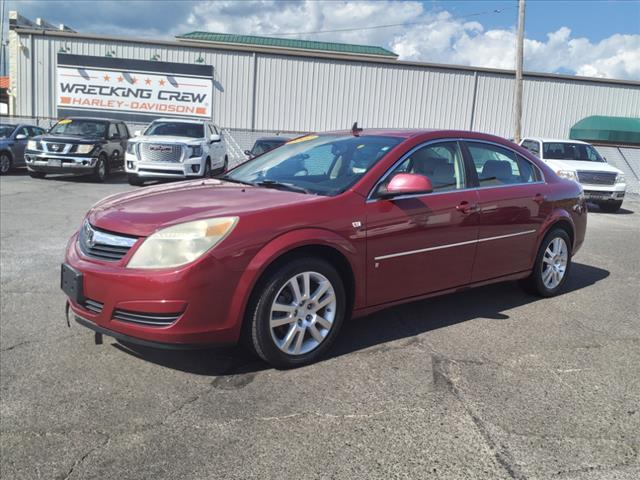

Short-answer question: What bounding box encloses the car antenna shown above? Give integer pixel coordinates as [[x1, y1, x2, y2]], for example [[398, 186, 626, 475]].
[[351, 122, 363, 137]]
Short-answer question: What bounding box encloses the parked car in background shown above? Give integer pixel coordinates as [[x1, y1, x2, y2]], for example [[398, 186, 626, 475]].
[[125, 119, 228, 186], [0, 123, 46, 174], [244, 136, 289, 159], [24, 117, 130, 182], [62, 128, 586, 368], [520, 137, 626, 212]]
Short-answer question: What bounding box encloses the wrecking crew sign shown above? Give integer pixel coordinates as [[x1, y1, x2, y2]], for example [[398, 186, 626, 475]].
[[56, 54, 214, 122]]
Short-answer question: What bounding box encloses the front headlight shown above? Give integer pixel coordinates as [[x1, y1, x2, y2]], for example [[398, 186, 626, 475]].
[[556, 170, 578, 182], [126, 143, 136, 155], [615, 173, 626, 184], [27, 140, 38, 150], [76, 144, 96, 154], [188, 145, 203, 158], [127, 217, 238, 269]]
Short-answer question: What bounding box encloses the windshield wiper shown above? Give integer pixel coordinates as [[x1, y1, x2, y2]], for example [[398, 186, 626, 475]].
[[255, 180, 311, 194], [218, 175, 254, 186]]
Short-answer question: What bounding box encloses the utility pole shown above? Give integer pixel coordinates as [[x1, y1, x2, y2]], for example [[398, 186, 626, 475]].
[[513, 0, 526, 143]]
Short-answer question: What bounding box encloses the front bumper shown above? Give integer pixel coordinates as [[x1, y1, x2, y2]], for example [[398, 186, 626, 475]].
[[25, 152, 97, 173], [580, 183, 626, 202], [125, 153, 205, 179], [64, 233, 245, 346]]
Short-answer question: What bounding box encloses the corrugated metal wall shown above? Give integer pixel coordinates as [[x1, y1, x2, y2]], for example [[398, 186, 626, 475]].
[[10, 31, 640, 139]]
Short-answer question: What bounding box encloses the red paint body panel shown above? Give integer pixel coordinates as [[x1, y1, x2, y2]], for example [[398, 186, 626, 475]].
[[64, 129, 586, 347]]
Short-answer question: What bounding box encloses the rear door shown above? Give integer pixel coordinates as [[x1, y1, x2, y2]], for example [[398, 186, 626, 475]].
[[462, 140, 548, 282], [12, 126, 30, 164], [365, 140, 480, 305]]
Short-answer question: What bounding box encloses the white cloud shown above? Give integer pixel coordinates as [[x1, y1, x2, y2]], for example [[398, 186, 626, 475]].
[[175, 0, 640, 80]]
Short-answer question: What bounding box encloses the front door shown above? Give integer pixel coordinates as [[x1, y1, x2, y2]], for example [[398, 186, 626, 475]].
[[365, 141, 480, 306], [462, 140, 548, 282]]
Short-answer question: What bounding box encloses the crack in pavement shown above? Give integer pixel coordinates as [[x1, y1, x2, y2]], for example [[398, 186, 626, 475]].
[[60, 434, 110, 480]]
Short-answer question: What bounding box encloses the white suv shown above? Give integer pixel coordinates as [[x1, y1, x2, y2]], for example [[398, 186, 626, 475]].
[[125, 119, 228, 186], [520, 137, 626, 212]]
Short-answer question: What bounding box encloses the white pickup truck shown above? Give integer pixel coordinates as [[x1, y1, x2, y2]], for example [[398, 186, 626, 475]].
[[125, 119, 228, 186], [520, 137, 626, 212]]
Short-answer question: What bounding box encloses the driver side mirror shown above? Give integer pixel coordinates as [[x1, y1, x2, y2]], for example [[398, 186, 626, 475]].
[[210, 134, 221, 143], [377, 173, 433, 199], [15, 134, 27, 140]]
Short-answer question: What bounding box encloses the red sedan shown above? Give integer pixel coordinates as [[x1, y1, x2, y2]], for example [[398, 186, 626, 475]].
[[62, 129, 587, 368]]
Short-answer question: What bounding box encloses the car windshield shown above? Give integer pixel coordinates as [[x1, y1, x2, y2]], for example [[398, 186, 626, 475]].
[[543, 142, 605, 162], [226, 134, 403, 196], [144, 122, 204, 138], [0, 125, 17, 138], [50, 119, 108, 137], [252, 139, 287, 156]]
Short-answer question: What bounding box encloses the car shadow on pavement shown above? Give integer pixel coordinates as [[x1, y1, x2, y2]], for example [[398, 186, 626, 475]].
[[111, 262, 609, 375], [34, 171, 130, 185], [587, 202, 635, 215]]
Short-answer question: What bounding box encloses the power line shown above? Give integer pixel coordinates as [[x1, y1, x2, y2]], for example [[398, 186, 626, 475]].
[[264, 7, 517, 37]]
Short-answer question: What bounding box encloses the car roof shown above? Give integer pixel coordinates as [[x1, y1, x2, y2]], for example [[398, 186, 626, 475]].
[[60, 117, 119, 123], [1, 123, 40, 128], [523, 137, 591, 145], [255, 136, 289, 142], [152, 118, 209, 124]]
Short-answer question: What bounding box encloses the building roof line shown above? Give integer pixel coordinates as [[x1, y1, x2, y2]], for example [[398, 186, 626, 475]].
[[9, 27, 640, 87]]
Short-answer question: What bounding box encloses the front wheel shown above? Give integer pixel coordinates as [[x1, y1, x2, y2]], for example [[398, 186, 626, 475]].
[[0, 152, 12, 175], [92, 155, 108, 182], [214, 156, 228, 176], [244, 258, 346, 368], [599, 201, 622, 213], [127, 174, 144, 186], [521, 228, 571, 297]]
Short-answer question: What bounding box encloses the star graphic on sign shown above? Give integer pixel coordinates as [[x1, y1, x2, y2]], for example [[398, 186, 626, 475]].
[[103, 74, 110, 82], [159, 79, 166, 86], [117, 76, 124, 82], [145, 78, 152, 85]]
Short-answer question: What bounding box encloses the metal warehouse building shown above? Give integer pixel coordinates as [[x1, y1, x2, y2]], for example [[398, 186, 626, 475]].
[[5, 11, 640, 157]]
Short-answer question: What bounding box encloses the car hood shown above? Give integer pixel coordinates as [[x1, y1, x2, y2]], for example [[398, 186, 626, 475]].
[[38, 135, 104, 143], [131, 135, 202, 144], [544, 158, 622, 174], [87, 179, 321, 237]]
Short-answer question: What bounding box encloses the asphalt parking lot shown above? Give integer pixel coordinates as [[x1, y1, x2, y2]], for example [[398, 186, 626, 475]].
[[1, 171, 639, 480]]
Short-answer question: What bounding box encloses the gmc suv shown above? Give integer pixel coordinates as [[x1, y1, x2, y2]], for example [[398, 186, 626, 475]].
[[125, 119, 228, 186]]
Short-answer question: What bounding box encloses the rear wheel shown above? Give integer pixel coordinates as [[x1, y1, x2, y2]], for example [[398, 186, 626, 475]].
[[521, 228, 571, 297], [92, 154, 108, 182], [244, 257, 346, 368], [599, 201, 622, 213], [0, 152, 11, 174], [127, 174, 144, 186], [29, 171, 46, 179]]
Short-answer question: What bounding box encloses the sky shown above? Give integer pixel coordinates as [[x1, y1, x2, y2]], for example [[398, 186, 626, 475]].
[[3, 0, 640, 80]]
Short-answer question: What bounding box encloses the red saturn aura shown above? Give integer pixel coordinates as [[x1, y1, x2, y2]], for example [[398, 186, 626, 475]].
[[62, 128, 587, 368]]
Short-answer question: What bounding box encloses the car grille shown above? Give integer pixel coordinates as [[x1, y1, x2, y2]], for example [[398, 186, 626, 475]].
[[112, 309, 181, 326], [139, 143, 183, 163], [78, 221, 138, 262], [577, 171, 617, 185], [82, 298, 104, 314], [43, 142, 70, 153]]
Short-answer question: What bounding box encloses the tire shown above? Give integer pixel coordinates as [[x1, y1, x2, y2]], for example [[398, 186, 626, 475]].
[[521, 228, 572, 297], [92, 155, 108, 182], [599, 201, 622, 213], [214, 156, 228, 176], [29, 171, 46, 179], [127, 173, 144, 186], [244, 257, 346, 368], [202, 158, 212, 178], [0, 152, 11, 175]]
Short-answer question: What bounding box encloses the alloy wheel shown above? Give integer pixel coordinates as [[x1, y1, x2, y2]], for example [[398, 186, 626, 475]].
[[269, 271, 337, 356], [0, 154, 10, 174], [541, 237, 568, 289]]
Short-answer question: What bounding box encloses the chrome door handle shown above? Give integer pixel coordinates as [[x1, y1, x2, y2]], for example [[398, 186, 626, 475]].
[[533, 193, 546, 204], [456, 201, 478, 214]]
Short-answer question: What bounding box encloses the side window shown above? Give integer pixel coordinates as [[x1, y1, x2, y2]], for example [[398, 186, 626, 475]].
[[387, 141, 466, 192], [522, 140, 540, 156], [17, 127, 30, 137], [467, 142, 538, 186], [117, 123, 129, 138], [108, 123, 119, 139]]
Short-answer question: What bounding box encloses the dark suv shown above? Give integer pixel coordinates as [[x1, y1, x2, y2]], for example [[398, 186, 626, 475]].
[[25, 117, 130, 182]]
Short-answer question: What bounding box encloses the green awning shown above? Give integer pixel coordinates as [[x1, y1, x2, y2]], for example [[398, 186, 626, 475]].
[[569, 116, 640, 145]]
